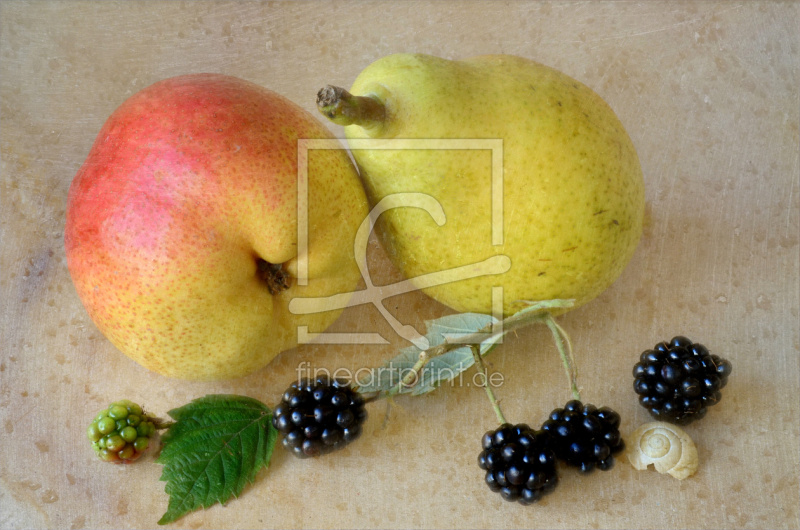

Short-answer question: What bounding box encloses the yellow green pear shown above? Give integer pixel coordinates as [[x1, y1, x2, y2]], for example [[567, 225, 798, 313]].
[[318, 53, 645, 316]]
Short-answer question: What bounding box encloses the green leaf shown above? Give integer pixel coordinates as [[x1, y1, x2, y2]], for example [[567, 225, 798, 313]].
[[424, 312, 497, 346], [355, 344, 420, 394], [357, 312, 505, 395], [156, 395, 277, 525], [409, 345, 472, 395]]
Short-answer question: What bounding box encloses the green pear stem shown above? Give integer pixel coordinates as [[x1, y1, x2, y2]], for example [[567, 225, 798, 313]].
[[316, 85, 386, 127], [471, 344, 507, 425]]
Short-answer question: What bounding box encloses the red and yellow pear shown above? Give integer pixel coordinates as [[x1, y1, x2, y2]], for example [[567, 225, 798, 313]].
[[65, 74, 368, 380]]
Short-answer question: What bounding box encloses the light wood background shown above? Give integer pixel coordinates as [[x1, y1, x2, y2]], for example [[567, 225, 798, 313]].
[[1, 1, 798, 529]]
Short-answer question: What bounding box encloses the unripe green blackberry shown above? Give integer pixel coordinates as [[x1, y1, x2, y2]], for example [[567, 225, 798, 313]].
[[87, 400, 156, 463]]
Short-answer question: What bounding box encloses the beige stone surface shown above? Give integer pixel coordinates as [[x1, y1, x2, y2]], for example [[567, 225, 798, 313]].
[[1, 1, 798, 528]]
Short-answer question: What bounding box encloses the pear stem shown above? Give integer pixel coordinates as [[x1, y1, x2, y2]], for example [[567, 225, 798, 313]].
[[256, 259, 291, 295], [316, 85, 386, 127]]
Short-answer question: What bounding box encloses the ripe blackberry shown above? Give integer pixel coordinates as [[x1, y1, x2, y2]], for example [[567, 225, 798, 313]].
[[478, 423, 558, 504], [87, 400, 157, 463], [541, 400, 624, 473], [633, 336, 732, 425], [272, 375, 367, 458]]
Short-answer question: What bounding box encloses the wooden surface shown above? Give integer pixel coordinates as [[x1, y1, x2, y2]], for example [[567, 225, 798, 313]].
[[1, 1, 798, 529]]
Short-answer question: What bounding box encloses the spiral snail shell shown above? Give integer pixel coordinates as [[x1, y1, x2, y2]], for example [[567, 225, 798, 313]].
[[626, 422, 698, 480]]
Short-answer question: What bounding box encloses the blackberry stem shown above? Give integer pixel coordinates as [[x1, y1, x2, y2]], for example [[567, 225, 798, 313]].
[[471, 345, 507, 425], [543, 314, 581, 401], [375, 301, 575, 398], [153, 419, 176, 431], [359, 392, 382, 404]]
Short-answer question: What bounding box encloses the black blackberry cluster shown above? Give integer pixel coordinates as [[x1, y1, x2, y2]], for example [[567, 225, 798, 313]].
[[478, 423, 558, 504], [541, 400, 624, 473], [633, 336, 732, 425], [272, 375, 367, 458]]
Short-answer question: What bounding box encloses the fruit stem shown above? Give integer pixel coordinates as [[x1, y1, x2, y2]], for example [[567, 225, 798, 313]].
[[153, 419, 175, 431], [471, 345, 507, 425], [543, 314, 581, 401], [316, 85, 386, 128], [359, 392, 383, 404], [257, 259, 291, 295]]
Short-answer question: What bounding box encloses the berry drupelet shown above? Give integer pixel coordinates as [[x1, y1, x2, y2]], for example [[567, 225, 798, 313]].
[[633, 336, 732, 425], [272, 375, 367, 458], [87, 400, 157, 463], [478, 423, 559, 504], [541, 400, 625, 473]]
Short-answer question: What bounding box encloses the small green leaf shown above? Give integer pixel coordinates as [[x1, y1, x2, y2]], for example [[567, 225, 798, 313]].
[[156, 395, 277, 525], [411, 334, 505, 396], [357, 312, 504, 395], [424, 312, 497, 345], [410, 345, 473, 395], [355, 344, 420, 394]]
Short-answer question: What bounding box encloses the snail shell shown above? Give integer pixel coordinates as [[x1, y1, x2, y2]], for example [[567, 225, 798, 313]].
[[626, 422, 698, 480]]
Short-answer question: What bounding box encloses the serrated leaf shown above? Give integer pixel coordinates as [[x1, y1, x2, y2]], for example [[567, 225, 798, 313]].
[[357, 312, 505, 395], [156, 395, 277, 525]]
